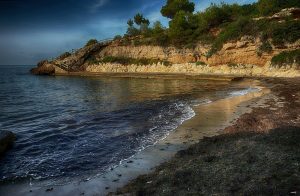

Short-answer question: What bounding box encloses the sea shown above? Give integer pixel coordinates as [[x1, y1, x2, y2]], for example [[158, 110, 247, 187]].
[[0, 65, 257, 186]]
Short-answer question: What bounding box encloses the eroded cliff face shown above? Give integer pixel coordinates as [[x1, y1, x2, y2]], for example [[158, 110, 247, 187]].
[[32, 35, 300, 77], [97, 45, 198, 64], [31, 7, 300, 77], [205, 38, 300, 66], [84, 36, 300, 77], [95, 36, 300, 67]]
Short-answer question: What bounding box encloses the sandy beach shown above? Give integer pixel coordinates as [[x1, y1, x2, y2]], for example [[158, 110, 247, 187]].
[[113, 77, 300, 195]]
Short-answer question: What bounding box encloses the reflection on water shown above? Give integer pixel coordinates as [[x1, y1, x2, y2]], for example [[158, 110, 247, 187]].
[[0, 65, 241, 185]]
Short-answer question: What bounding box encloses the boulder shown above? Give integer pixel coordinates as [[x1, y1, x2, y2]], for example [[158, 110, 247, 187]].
[[30, 61, 55, 75], [0, 131, 16, 156]]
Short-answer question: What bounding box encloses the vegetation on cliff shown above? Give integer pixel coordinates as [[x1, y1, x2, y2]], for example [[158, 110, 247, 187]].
[[33, 0, 300, 74], [85, 39, 98, 47], [112, 0, 300, 58], [271, 49, 300, 68]]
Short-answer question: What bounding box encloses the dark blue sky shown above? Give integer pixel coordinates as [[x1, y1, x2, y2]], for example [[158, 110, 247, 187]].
[[0, 0, 256, 65]]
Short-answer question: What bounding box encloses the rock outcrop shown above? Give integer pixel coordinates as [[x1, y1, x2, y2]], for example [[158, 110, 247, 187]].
[[30, 8, 300, 77], [30, 60, 55, 75], [201, 37, 300, 66], [0, 131, 16, 156], [97, 45, 198, 64], [31, 35, 300, 77], [31, 42, 111, 75], [94, 36, 300, 67]]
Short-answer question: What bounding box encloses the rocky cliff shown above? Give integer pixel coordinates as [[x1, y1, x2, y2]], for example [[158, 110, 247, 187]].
[[31, 8, 300, 77], [95, 36, 300, 67]]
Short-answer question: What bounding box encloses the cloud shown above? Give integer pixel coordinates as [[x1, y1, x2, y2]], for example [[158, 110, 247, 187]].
[[90, 0, 108, 13]]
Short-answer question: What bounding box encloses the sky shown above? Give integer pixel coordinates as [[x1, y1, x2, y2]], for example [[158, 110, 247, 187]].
[[0, 0, 257, 65]]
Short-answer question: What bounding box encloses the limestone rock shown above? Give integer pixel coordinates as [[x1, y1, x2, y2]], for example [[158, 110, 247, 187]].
[[30, 60, 55, 75]]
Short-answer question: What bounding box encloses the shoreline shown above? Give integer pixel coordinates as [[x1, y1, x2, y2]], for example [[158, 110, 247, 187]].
[[113, 77, 300, 195], [0, 78, 270, 196], [53, 71, 237, 81]]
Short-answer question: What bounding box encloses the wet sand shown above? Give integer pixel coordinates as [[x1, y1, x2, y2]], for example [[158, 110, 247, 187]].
[[54, 71, 235, 81], [0, 79, 270, 196]]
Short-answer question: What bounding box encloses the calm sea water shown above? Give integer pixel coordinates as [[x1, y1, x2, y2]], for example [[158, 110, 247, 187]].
[[0, 65, 251, 185]]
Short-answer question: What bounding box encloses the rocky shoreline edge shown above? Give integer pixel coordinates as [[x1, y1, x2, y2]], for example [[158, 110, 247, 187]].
[[110, 77, 300, 195]]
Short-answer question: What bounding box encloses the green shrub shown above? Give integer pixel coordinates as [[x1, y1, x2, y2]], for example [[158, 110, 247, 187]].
[[161, 0, 195, 19], [257, 0, 300, 16], [257, 0, 281, 16], [195, 61, 206, 66], [85, 39, 98, 47], [209, 16, 258, 55], [58, 52, 71, 60], [258, 41, 273, 56], [168, 11, 197, 46], [251, 19, 300, 46], [114, 35, 122, 40], [207, 17, 299, 56], [90, 1, 299, 50], [86, 56, 99, 65], [271, 49, 300, 68], [270, 20, 300, 46]]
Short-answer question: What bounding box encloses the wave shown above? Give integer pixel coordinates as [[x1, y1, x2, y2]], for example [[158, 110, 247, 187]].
[[113, 100, 196, 173]]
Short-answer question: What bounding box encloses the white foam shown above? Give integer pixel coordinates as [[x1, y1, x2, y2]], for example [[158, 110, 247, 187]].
[[109, 101, 196, 173], [229, 87, 260, 97], [192, 99, 213, 106]]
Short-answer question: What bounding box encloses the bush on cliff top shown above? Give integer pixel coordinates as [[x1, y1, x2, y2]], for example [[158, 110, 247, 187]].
[[81, 0, 300, 61], [269, 20, 300, 46], [208, 18, 300, 56], [120, 0, 299, 53], [85, 39, 98, 47], [257, 0, 300, 16], [208, 16, 258, 56]]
